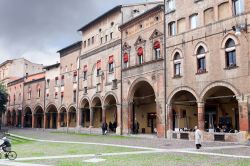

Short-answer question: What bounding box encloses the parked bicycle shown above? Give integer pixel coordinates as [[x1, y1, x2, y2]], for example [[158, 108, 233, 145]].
[[0, 137, 17, 160]]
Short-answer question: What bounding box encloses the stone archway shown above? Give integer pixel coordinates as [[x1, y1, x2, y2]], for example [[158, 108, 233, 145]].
[[68, 106, 77, 128], [201, 85, 240, 133], [91, 97, 102, 128], [23, 107, 32, 128], [34, 106, 44, 128], [128, 80, 157, 134], [45, 105, 58, 129], [80, 99, 90, 128], [168, 89, 198, 132], [104, 94, 117, 133]]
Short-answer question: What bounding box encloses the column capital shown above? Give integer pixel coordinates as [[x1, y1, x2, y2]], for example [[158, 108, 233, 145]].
[[197, 102, 205, 108]]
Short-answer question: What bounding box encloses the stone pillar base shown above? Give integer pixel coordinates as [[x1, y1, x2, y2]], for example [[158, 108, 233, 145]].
[[116, 127, 122, 135]]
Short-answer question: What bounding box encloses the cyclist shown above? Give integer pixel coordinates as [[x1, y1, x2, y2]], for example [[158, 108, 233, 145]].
[[0, 137, 11, 152]]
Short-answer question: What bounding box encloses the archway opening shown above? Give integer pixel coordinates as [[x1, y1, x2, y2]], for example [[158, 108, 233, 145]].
[[92, 97, 102, 128], [59, 107, 67, 127], [17, 109, 22, 128], [170, 90, 198, 131], [24, 107, 32, 128], [12, 110, 16, 127], [6, 110, 11, 126], [131, 81, 157, 134], [203, 86, 239, 133], [46, 105, 57, 129], [104, 95, 117, 133], [34, 106, 44, 128], [68, 107, 77, 127], [80, 99, 90, 128]]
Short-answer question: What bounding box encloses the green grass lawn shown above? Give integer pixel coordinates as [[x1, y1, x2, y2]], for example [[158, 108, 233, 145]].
[[9, 136, 140, 158], [23, 153, 250, 166]]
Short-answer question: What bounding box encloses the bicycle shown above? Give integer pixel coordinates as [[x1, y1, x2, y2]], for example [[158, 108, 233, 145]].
[[0, 147, 17, 160]]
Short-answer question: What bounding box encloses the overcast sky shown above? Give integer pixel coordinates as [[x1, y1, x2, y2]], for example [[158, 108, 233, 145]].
[[0, 0, 148, 65]]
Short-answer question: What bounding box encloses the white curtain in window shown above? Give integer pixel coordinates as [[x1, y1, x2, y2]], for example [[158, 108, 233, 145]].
[[190, 15, 197, 29]]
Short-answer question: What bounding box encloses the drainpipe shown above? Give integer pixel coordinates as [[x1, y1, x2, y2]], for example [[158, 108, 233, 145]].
[[76, 44, 82, 131], [163, 0, 167, 139], [120, 9, 124, 135]]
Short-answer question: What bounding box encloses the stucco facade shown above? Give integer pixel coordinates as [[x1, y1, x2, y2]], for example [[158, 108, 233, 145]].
[[165, 0, 250, 142]]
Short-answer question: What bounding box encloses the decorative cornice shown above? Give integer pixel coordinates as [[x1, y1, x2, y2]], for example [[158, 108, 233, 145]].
[[80, 39, 121, 60], [134, 36, 146, 46], [149, 29, 164, 40]]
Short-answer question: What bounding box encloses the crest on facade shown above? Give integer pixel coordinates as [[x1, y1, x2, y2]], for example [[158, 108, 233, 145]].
[[122, 42, 131, 51], [149, 29, 163, 40], [134, 36, 146, 46]]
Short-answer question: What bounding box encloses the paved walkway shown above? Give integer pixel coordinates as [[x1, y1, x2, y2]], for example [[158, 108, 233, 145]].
[[9, 129, 241, 149]]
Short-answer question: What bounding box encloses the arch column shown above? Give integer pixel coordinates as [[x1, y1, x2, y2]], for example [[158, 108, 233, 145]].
[[116, 105, 122, 135], [238, 100, 249, 131], [89, 108, 94, 128], [77, 108, 81, 128], [66, 111, 69, 128], [32, 113, 35, 128], [57, 113, 60, 128], [21, 113, 25, 128], [167, 104, 173, 131], [102, 106, 106, 123], [197, 102, 205, 131], [43, 113, 46, 129]]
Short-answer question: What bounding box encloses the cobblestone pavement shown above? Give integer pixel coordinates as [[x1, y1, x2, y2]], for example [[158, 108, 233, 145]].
[[8, 129, 242, 150]]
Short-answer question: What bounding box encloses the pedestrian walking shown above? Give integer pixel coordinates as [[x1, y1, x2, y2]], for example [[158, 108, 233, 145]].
[[102, 122, 108, 135], [195, 126, 202, 149]]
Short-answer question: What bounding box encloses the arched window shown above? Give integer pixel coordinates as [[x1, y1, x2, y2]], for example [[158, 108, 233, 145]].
[[123, 53, 129, 68], [154, 41, 161, 60], [197, 46, 206, 73], [137, 47, 144, 65], [225, 39, 236, 68], [173, 52, 181, 77]]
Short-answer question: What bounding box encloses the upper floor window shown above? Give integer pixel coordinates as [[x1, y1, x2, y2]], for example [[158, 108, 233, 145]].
[[166, 0, 175, 12], [28, 88, 31, 100], [61, 75, 65, 86], [84, 41, 86, 48], [92, 36, 95, 44], [83, 65, 88, 80], [225, 39, 236, 68], [233, 0, 244, 15], [73, 71, 77, 82], [96, 60, 102, 76], [137, 47, 144, 65], [204, 8, 214, 25], [105, 35, 108, 42], [55, 77, 58, 86], [46, 79, 50, 88], [73, 90, 76, 103], [37, 85, 41, 98], [110, 32, 113, 40], [177, 18, 186, 34], [190, 14, 198, 29], [154, 41, 161, 60], [108, 55, 114, 73], [169, 22, 176, 36], [197, 46, 206, 73], [88, 38, 90, 46], [101, 37, 103, 44], [218, 2, 230, 20], [123, 53, 129, 69], [173, 52, 181, 77]]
